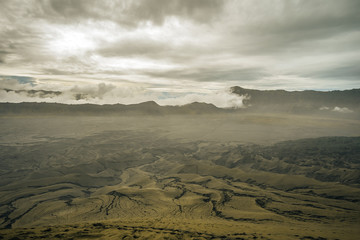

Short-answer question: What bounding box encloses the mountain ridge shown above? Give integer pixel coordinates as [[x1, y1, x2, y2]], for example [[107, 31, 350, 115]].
[[0, 101, 229, 116], [1, 86, 359, 115], [231, 86, 360, 113]]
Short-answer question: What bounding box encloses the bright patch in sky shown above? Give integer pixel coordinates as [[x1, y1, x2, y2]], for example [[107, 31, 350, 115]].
[[47, 27, 96, 57]]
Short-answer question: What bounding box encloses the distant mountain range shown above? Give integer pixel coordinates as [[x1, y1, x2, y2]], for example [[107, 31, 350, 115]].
[[1, 86, 359, 115], [0, 101, 226, 115], [2, 88, 62, 98], [231, 86, 360, 113]]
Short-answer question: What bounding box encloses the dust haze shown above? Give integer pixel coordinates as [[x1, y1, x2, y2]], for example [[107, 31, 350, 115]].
[[1, 90, 360, 239]]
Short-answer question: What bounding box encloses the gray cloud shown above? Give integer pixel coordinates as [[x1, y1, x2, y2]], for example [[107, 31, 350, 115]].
[[305, 62, 360, 81], [0, 51, 9, 64], [0, 78, 245, 108], [70, 83, 116, 100], [26, 0, 224, 26], [124, 0, 224, 25], [146, 67, 267, 82], [0, 0, 359, 105], [97, 37, 171, 57], [226, 0, 360, 55]]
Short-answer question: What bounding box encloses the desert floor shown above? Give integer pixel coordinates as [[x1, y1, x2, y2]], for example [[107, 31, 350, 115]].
[[0, 113, 359, 239]]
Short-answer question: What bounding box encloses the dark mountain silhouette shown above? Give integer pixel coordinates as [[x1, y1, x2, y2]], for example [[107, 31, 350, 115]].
[[1, 87, 359, 115], [2, 88, 62, 98], [0, 101, 230, 116], [231, 86, 360, 113]]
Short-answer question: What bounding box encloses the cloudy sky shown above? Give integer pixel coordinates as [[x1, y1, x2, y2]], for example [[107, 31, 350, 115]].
[[0, 0, 359, 106]]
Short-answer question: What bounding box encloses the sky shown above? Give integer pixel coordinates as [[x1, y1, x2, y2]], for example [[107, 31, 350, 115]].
[[0, 0, 359, 107]]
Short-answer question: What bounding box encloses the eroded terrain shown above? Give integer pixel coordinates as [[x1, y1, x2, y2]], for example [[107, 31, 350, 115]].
[[0, 114, 359, 239]]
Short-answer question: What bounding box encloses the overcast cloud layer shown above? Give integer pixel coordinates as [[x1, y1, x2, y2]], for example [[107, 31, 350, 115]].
[[0, 0, 359, 106]]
